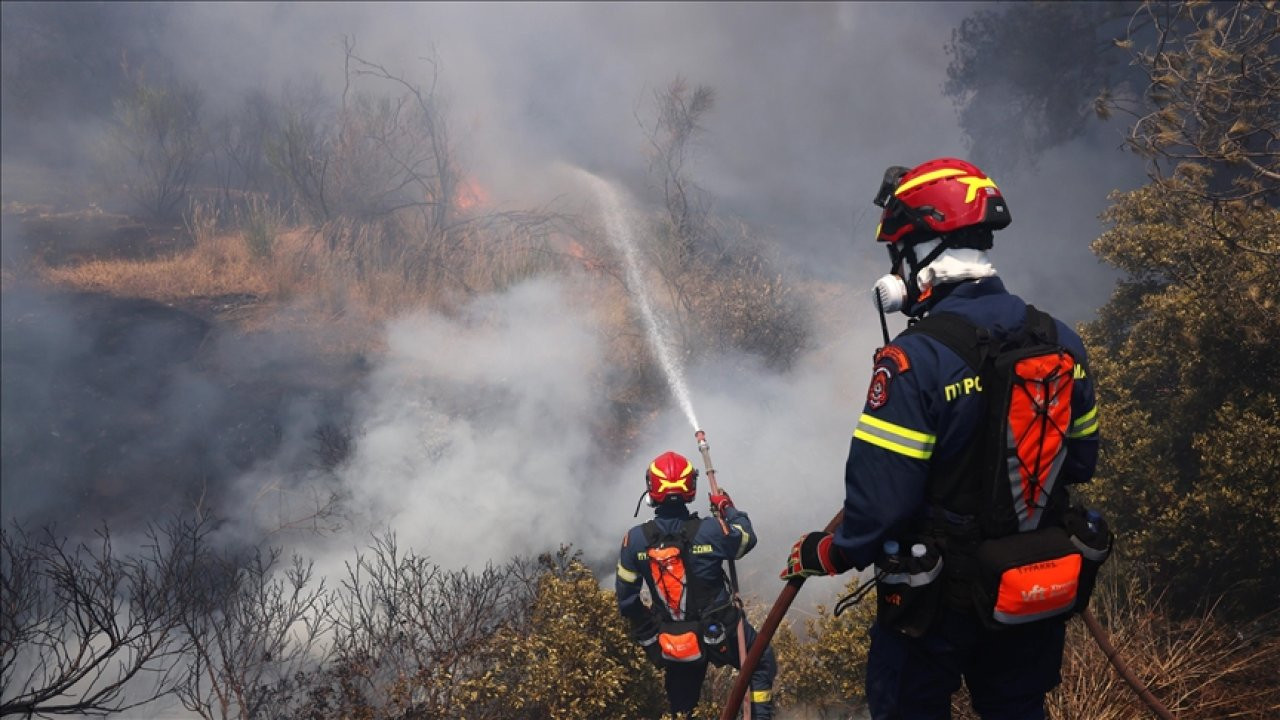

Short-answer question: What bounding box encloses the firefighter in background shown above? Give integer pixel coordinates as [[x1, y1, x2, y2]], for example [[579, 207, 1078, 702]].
[[617, 451, 776, 719], [781, 158, 1103, 719]]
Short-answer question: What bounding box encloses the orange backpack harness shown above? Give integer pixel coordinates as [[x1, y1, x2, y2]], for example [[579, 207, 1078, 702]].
[[897, 305, 1112, 630], [641, 516, 734, 663]]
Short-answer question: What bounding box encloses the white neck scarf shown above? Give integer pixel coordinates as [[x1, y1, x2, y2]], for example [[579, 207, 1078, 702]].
[[913, 242, 997, 289]]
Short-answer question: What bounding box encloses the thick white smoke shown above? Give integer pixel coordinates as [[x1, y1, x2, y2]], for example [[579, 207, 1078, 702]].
[[305, 277, 610, 570]]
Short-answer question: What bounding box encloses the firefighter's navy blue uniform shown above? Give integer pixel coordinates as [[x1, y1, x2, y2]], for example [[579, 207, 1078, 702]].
[[836, 277, 1100, 719], [617, 502, 777, 718]]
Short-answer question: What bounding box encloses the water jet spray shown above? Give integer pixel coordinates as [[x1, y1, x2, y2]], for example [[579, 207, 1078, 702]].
[[579, 169, 700, 430]]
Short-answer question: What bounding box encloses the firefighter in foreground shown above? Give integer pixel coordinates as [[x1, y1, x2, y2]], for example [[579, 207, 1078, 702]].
[[617, 450, 776, 718], [781, 158, 1109, 719]]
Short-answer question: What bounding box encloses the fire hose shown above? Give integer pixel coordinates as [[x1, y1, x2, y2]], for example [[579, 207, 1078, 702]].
[[694, 429, 752, 720], [719, 509, 843, 720], [719, 509, 1176, 720]]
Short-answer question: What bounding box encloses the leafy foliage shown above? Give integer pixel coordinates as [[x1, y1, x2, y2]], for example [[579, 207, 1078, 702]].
[[1081, 164, 1280, 618], [946, 0, 1280, 198], [770, 578, 875, 717], [1108, 1, 1280, 204], [7, 517, 1280, 717], [456, 551, 665, 719]]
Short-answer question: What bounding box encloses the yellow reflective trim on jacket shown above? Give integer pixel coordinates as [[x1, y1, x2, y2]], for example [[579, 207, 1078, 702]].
[[732, 524, 751, 559], [1067, 406, 1099, 438], [752, 689, 773, 703], [853, 413, 936, 460], [616, 562, 639, 584]]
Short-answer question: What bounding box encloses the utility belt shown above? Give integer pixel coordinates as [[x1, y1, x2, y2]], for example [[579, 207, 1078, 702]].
[[875, 505, 1113, 636], [651, 601, 740, 666]]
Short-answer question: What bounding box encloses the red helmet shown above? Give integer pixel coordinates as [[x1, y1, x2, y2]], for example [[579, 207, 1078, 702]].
[[646, 451, 698, 505], [873, 158, 1011, 246]]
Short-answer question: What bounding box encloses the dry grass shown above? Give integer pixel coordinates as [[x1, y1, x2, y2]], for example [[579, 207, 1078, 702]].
[[948, 570, 1280, 719], [1051, 574, 1280, 719], [39, 227, 273, 302], [29, 206, 573, 376]]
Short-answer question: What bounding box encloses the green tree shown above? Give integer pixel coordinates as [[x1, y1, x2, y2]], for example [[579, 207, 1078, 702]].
[[1104, 0, 1280, 206], [770, 578, 875, 717], [458, 551, 665, 719], [1081, 166, 1279, 618], [950, 0, 1280, 620], [1077, 1, 1280, 619]]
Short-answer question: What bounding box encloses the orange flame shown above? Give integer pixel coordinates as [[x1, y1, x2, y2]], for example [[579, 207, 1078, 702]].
[[454, 178, 489, 211]]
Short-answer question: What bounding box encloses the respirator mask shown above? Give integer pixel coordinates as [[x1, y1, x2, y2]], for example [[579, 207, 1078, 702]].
[[870, 166, 940, 319], [872, 238, 947, 316], [872, 269, 909, 315]]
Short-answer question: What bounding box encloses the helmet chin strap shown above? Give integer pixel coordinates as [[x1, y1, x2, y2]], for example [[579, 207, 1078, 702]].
[[634, 489, 651, 517], [880, 238, 951, 319]]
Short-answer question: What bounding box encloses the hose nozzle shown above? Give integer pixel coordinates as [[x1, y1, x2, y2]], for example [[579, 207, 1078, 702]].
[[695, 429, 709, 451]]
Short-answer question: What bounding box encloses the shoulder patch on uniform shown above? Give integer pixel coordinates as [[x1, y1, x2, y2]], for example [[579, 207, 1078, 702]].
[[874, 344, 911, 373], [867, 366, 893, 410], [622, 532, 629, 548], [867, 344, 908, 410]]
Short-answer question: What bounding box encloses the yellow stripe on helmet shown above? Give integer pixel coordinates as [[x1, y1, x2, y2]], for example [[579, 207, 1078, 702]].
[[958, 175, 998, 203], [894, 168, 967, 195], [657, 478, 690, 492], [894, 167, 998, 204]]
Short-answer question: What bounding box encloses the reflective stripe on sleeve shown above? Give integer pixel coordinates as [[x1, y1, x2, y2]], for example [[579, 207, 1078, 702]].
[[616, 562, 639, 584], [1067, 406, 1099, 438], [752, 689, 773, 703], [731, 524, 751, 559], [853, 413, 936, 460]]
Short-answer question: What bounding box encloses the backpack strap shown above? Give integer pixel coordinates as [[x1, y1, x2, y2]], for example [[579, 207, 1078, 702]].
[[906, 305, 1059, 369], [902, 312, 989, 372], [641, 515, 703, 549], [680, 516, 703, 545], [1022, 305, 1059, 344], [641, 520, 660, 547]]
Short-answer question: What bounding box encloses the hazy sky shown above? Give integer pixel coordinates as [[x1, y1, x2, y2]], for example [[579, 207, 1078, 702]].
[[2, 2, 1149, 599]]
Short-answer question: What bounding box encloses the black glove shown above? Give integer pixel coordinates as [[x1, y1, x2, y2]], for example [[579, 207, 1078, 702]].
[[780, 531, 851, 580]]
